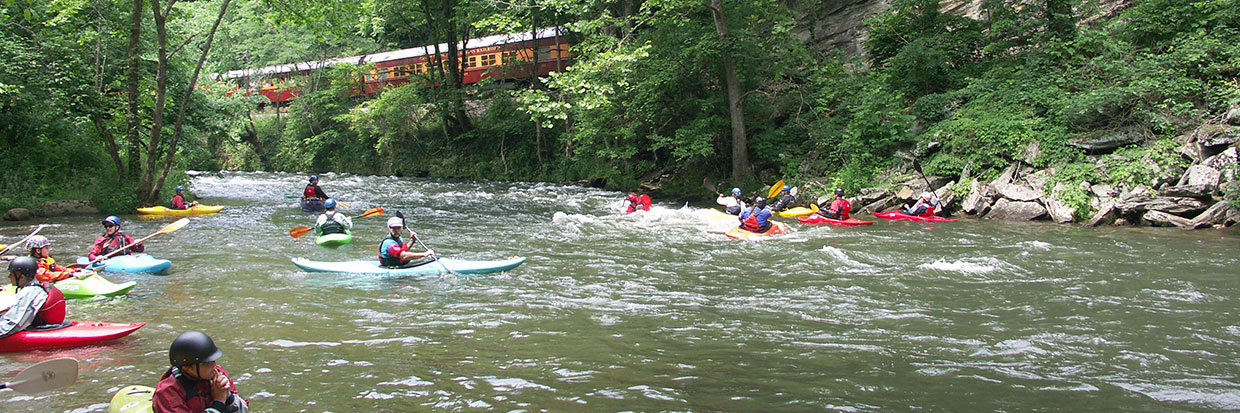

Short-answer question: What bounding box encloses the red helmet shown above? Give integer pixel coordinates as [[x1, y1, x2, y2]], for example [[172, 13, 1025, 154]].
[[627, 193, 638, 202]]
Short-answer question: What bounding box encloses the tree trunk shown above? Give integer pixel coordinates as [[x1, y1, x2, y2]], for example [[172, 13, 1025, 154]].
[[441, 0, 472, 133], [709, 0, 750, 182], [124, 0, 143, 182]]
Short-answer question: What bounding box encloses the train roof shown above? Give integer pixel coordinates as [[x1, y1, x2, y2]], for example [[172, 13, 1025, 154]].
[[216, 27, 565, 80]]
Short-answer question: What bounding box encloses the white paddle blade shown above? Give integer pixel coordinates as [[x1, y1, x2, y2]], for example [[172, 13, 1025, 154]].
[[5, 358, 78, 394]]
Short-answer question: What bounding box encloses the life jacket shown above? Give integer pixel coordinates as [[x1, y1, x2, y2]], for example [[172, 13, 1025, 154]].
[[32, 282, 66, 327], [303, 184, 319, 199], [171, 194, 187, 210], [100, 233, 130, 256], [319, 211, 346, 235], [922, 204, 936, 216], [829, 199, 851, 218], [741, 207, 763, 232], [378, 234, 405, 267]]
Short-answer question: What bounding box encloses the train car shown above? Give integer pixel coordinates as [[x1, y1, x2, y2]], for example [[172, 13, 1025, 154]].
[[217, 28, 572, 104]]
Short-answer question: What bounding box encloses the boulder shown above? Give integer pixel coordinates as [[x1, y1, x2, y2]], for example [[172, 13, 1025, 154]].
[[1178, 138, 1203, 162], [991, 162, 1020, 187], [1142, 210, 1195, 228], [1084, 201, 1118, 227], [1022, 140, 1041, 165], [933, 180, 956, 214], [857, 187, 888, 205], [1116, 196, 1208, 216], [1043, 183, 1077, 224], [1196, 125, 1240, 150], [1184, 165, 1221, 189], [4, 208, 32, 221], [962, 179, 986, 214], [37, 200, 98, 217], [859, 195, 896, 215], [994, 182, 1042, 202], [1021, 168, 1053, 193], [1227, 105, 1240, 126], [984, 198, 1047, 221], [1090, 183, 1116, 199], [896, 185, 915, 200], [1203, 147, 1238, 170], [1160, 184, 1214, 198], [1070, 129, 1145, 153], [1189, 201, 1240, 228]]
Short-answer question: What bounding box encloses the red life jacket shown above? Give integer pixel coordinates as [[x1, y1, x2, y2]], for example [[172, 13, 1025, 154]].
[[34, 282, 66, 326], [303, 184, 318, 199], [741, 207, 763, 232], [829, 199, 851, 217], [921, 204, 936, 216]]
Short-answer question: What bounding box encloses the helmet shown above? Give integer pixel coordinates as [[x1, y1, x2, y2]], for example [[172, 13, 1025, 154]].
[[309, 175, 319, 182], [731, 187, 742, 196], [169, 331, 222, 367], [324, 199, 337, 209], [103, 216, 122, 227], [8, 256, 37, 277], [175, 186, 184, 192], [387, 217, 404, 228], [25, 235, 50, 249], [754, 197, 766, 208], [835, 188, 845, 196], [921, 191, 933, 200], [626, 193, 637, 202], [782, 185, 790, 192]]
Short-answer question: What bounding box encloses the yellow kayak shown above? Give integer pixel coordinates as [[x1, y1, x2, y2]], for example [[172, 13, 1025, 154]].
[[777, 204, 819, 217], [136, 205, 225, 215]]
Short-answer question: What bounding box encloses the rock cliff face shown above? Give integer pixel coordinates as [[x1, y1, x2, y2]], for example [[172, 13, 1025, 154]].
[[793, 0, 985, 57]]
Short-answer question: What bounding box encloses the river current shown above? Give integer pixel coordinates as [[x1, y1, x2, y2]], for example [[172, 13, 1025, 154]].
[[2, 171, 1238, 411]]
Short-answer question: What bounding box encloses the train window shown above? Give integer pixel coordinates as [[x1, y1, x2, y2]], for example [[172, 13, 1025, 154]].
[[466, 56, 477, 68], [480, 54, 496, 67]]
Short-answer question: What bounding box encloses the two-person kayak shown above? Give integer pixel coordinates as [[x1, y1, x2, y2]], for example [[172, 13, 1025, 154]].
[[0, 321, 144, 352], [77, 254, 172, 275], [291, 256, 526, 276]]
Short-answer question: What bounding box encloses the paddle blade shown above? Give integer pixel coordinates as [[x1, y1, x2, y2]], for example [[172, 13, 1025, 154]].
[[3, 358, 78, 395], [158, 218, 190, 234], [790, 187, 798, 197], [338, 202, 351, 209], [289, 226, 313, 239], [358, 207, 384, 218], [768, 180, 786, 199], [912, 159, 924, 174], [702, 177, 717, 194]]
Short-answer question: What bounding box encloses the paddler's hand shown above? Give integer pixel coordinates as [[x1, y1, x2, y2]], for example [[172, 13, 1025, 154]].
[[424, 249, 435, 257], [210, 373, 229, 402]]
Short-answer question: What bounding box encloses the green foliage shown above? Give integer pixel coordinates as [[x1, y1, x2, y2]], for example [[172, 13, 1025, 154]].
[[1099, 139, 1187, 189], [1048, 162, 1098, 221]]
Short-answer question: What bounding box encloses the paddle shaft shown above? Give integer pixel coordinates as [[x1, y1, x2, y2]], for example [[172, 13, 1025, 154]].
[[912, 160, 941, 202], [0, 225, 46, 256], [90, 219, 186, 265], [395, 211, 454, 275]]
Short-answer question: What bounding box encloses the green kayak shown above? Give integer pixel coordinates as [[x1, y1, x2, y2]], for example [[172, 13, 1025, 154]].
[[108, 385, 153, 413], [315, 230, 353, 248], [0, 272, 135, 305]]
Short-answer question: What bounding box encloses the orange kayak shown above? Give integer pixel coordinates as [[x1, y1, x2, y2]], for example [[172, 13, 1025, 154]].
[[725, 221, 788, 240]]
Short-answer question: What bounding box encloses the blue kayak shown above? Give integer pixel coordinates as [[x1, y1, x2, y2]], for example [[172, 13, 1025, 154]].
[[291, 257, 526, 276], [300, 198, 325, 212], [76, 254, 172, 275]]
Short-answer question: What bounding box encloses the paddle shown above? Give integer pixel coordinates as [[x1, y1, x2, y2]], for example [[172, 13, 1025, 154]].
[[767, 180, 786, 199], [82, 218, 189, 267], [0, 225, 47, 256], [911, 159, 942, 213], [0, 358, 78, 395], [289, 207, 385, 238], [703, 177, 719, 195], [394, 210, 454, 275]]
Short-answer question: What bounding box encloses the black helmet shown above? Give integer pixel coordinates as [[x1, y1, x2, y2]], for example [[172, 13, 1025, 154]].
[[754, 197, 767, 208], [169, 331, 223, 366], [835, 188, 845, 196], [8, 256, 37, 277]]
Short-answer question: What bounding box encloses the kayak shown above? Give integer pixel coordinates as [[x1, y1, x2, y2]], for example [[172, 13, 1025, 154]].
[[777, 204, 819, 217], [725, 221, 788, 240], [136, 205, 225, 215], [798, 214, 874, 226], [873, 211, 958, 222], [300, 198, 325, 212], [316, 231, 353, 248], [0, 321, 145, 352], [1, 272, 136, 300], [703, 209, 740, 221], [292, 256, 526, 275], [77, 254, 172, 275], [108, 385, 154, 413]]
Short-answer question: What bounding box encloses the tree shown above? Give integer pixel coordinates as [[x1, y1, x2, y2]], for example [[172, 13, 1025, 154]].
[[709, 0, 750, 182]]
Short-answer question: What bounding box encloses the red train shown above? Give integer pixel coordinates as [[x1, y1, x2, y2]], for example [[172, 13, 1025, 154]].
[[216, 28, 573, 104]]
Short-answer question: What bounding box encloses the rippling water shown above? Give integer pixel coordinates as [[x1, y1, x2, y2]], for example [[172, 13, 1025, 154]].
[[2, 171, 1239, 411]]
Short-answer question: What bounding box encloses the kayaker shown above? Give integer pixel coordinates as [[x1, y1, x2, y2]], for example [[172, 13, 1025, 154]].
[[171, 186, 196, 210], [716, 187, 746, 215], [315, 199, 352, 236], [88, 216, 145, 261], [816, 188, 852, 220], [378, 217, 434, 268], [153, 331, 249, 413], [770, 185, 797, 211], [624, 193, 650, 214], [303, 175, 329, 201], [25, 236, 75, 282], [0, 257, 66, 337], [738, 197, 773, 233], [901, 192, 939, 216]]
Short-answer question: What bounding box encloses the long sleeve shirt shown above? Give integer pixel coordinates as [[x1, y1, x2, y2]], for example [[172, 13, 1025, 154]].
[[0, 282, 49, 337]]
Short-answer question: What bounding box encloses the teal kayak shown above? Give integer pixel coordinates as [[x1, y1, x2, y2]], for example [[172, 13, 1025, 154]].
[[107, 385, 153, 413], [76, 254, 172, 275], [1, 272, 135, 302], [291, 256, 526, 275], [315, 231, 353, 248]]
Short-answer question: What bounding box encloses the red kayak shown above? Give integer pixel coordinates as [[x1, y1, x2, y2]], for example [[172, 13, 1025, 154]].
[[873, 211, 958, 222], [0, 321, 145, 352], [798, 214, 873, 226]]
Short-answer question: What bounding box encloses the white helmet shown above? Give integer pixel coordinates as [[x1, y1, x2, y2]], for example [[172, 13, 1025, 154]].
[[921, 191, 933, 200], [386, 217, 404, 228]]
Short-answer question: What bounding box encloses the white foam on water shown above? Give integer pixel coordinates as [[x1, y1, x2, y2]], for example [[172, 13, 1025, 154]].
[[919, 257, 1006, 274], [482, 377, 554, 392], [1017, 240, 1054, 250], [267, 339, 341, 348]]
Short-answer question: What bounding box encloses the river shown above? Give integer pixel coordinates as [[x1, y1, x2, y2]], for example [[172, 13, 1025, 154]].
[[2, 171, 1238, 411]]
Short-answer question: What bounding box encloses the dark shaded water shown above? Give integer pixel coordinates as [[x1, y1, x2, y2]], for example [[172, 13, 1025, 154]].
[[2, 171, 1239, 411]]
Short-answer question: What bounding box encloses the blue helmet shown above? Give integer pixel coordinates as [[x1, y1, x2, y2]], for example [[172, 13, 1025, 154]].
[[103, 216, 122, 227], [731, 187, 742, 196], [175, 186, 184, 192], [782, 185, 790, 192], [324, 199, 337, 209], [309, 175, 319, 182]]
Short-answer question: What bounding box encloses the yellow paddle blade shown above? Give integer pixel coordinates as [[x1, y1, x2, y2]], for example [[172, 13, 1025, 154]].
[[338, 202, 351, 209], [358, 207, 384, 218], [159, 218, 190, 234], [289, 226, 313, 238], [0, 244, 6, 251], [767, 180, 786, 199]]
